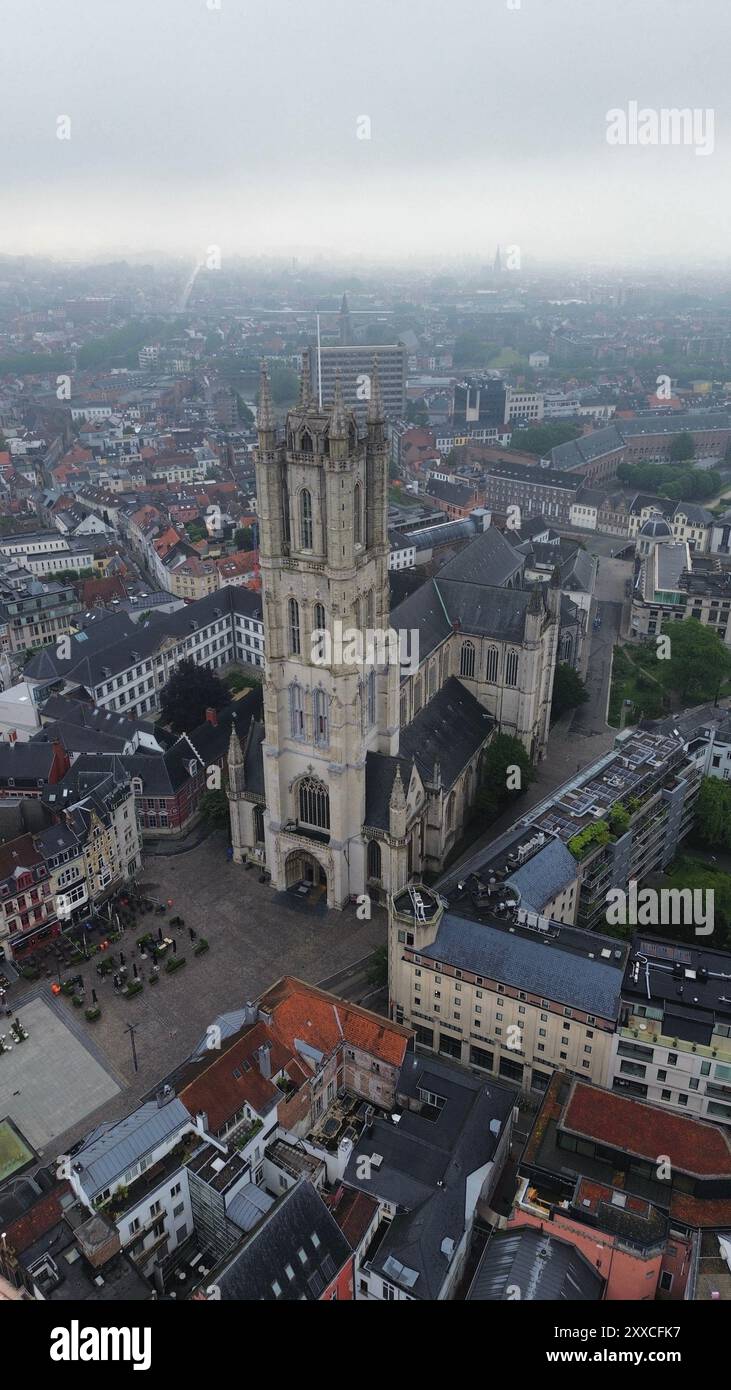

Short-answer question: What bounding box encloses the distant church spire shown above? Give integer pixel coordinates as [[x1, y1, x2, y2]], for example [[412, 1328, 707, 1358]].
[[493, 245, 503, 275]]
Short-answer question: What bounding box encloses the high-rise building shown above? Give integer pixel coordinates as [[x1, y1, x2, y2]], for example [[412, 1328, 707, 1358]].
[[307, 344, 407, 422]]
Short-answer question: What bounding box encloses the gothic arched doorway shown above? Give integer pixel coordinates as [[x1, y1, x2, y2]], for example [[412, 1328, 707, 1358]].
[[285, 849, 327, 897]]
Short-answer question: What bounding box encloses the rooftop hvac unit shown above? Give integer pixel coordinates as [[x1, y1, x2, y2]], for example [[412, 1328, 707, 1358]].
[[370, 1153, 383, 1170]]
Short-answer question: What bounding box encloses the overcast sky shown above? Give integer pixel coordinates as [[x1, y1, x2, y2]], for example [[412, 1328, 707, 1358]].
[[1, 0, 728, 267]]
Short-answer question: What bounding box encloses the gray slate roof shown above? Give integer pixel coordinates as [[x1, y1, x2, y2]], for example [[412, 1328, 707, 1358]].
[[505, 837, 578, 911], [344, 1054, 514, 1300], [421, 913, 624, 1019], [215, 1179, 352, 1301], [72, 1098, 191, 1197], [467, 1229, 603, 1301]]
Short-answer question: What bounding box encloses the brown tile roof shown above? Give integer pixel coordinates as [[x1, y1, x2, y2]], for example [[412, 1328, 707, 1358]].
[[328, 1186, 379, 1249], [3, 1184, 70, 1254], [564, 1081, 731, 1178], [260, 976, 412, 1068], [179, 1022, 289, 1132]]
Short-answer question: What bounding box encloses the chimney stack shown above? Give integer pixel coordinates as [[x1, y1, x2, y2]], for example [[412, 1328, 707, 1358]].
[[205, 708, 218, 727]]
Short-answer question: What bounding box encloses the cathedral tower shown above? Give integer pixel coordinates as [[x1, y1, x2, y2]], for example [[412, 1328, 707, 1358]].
[[254, 359, 397, 907]]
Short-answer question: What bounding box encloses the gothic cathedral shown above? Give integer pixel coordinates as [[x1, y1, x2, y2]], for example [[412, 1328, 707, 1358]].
[[228, 361, 561, 909]]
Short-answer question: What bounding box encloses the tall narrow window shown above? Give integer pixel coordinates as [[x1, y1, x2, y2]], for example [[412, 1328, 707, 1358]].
[[365, 588, 374, 628], [485, 645, 499, 683], [313, 601, 326, 633], [460, 640, 475, 679], [288, 597, 301, 655], [300, 489, 313, 549], [282, 474, 291, 546], [505, 649, 519, 687], [400, 687, 408, 727], [253, 805, 265, 842], [354, 482, 363, 546], [413, 675, 423, 714], [367, 839, 382, 881], [366, 669, 376, 728], [299, 776, 329, 830], [289, 682, 305, 739], [447, 791, 456, 830], [313, 688, 330, 746], [428, 661, 436, 698]]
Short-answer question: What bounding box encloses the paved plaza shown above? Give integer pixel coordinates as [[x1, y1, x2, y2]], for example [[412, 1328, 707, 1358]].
[[0, 996, 122, 1156], [6, 831, 386, 1160]]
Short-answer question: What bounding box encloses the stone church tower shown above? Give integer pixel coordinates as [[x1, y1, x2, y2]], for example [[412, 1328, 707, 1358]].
[[247, 360, 398, 908]]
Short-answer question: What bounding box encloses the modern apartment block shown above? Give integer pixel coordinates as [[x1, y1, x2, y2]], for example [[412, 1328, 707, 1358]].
[[307, 343, 407, 422], [525, 724, 703, 930], [611, 935, 731, 1127], [0, 574, 81, 655], [387, 884, 627, 1094]]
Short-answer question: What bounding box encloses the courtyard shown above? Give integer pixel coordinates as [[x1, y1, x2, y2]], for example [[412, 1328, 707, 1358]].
[[5, 831, 386, 1160]]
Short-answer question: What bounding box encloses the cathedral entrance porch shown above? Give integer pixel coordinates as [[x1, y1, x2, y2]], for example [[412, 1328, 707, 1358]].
[[285, 849, 328, 905]]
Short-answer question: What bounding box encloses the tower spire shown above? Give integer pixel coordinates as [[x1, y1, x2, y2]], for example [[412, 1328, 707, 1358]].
[[298, 350, 313, 408], [329, 368, 347, 438], [257, 362, 276, 438], [367, 355, 384, 426]]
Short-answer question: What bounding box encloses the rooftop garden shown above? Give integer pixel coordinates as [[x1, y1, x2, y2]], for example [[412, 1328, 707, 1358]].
[[567, 820, 611, 860]]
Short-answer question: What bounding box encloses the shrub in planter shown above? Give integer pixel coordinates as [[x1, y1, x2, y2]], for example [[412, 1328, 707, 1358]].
[[165, 955, 187, 974], [72, 994, 84, 1008], [149, 973, 160, 984], [194, 938, 209, 956], [85, 1007, 101, 1022], [20, 965, 40, 981], [124, 980, 144, 998], [61, 980, 76, 996]]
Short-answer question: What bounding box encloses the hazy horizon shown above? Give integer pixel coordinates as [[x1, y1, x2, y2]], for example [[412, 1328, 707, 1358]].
[[1, 0, 729, 267]]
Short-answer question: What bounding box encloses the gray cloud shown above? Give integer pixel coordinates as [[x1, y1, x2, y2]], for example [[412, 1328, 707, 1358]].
[[1, 0, 728, 264]]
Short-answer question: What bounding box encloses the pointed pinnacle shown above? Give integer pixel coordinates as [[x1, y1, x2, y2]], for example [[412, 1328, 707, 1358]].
[[329, 368, 347, 437], [258, 362, 276, 433], [367, 356, 384, 425]]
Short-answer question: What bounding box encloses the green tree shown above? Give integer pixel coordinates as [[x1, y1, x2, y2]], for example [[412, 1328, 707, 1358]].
[[267, 365, 298, 405], [235, 526, 255, 550], [669, 431, 695, 462], [235, 392, 254, 425], [475, 734, 535, 820], [693, 777, 731, 852], [511, 422, 583, 456], [160, 659, 229, 733], [224, 670, 250, 693], [367, 944, 389, 986], [185, 520, 207, 543], [659, 618, 731, 701], [551, 663, 590, 720], [198, 788, 230, 829], [406, 398, 429, 427]]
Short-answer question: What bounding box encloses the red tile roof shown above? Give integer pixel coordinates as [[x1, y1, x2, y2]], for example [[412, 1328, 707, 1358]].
[[3, 1184, 70, 1254], [564, 1081, 731, 1178], [328, 1186, 379, 1249], [259, 977, 411, 1068], [179, 1022, 290, 1131]]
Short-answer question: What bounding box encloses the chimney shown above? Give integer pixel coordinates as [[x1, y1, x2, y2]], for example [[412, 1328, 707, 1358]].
[[205, 707, 218, 727], [257, 1042, 272, 1078]]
